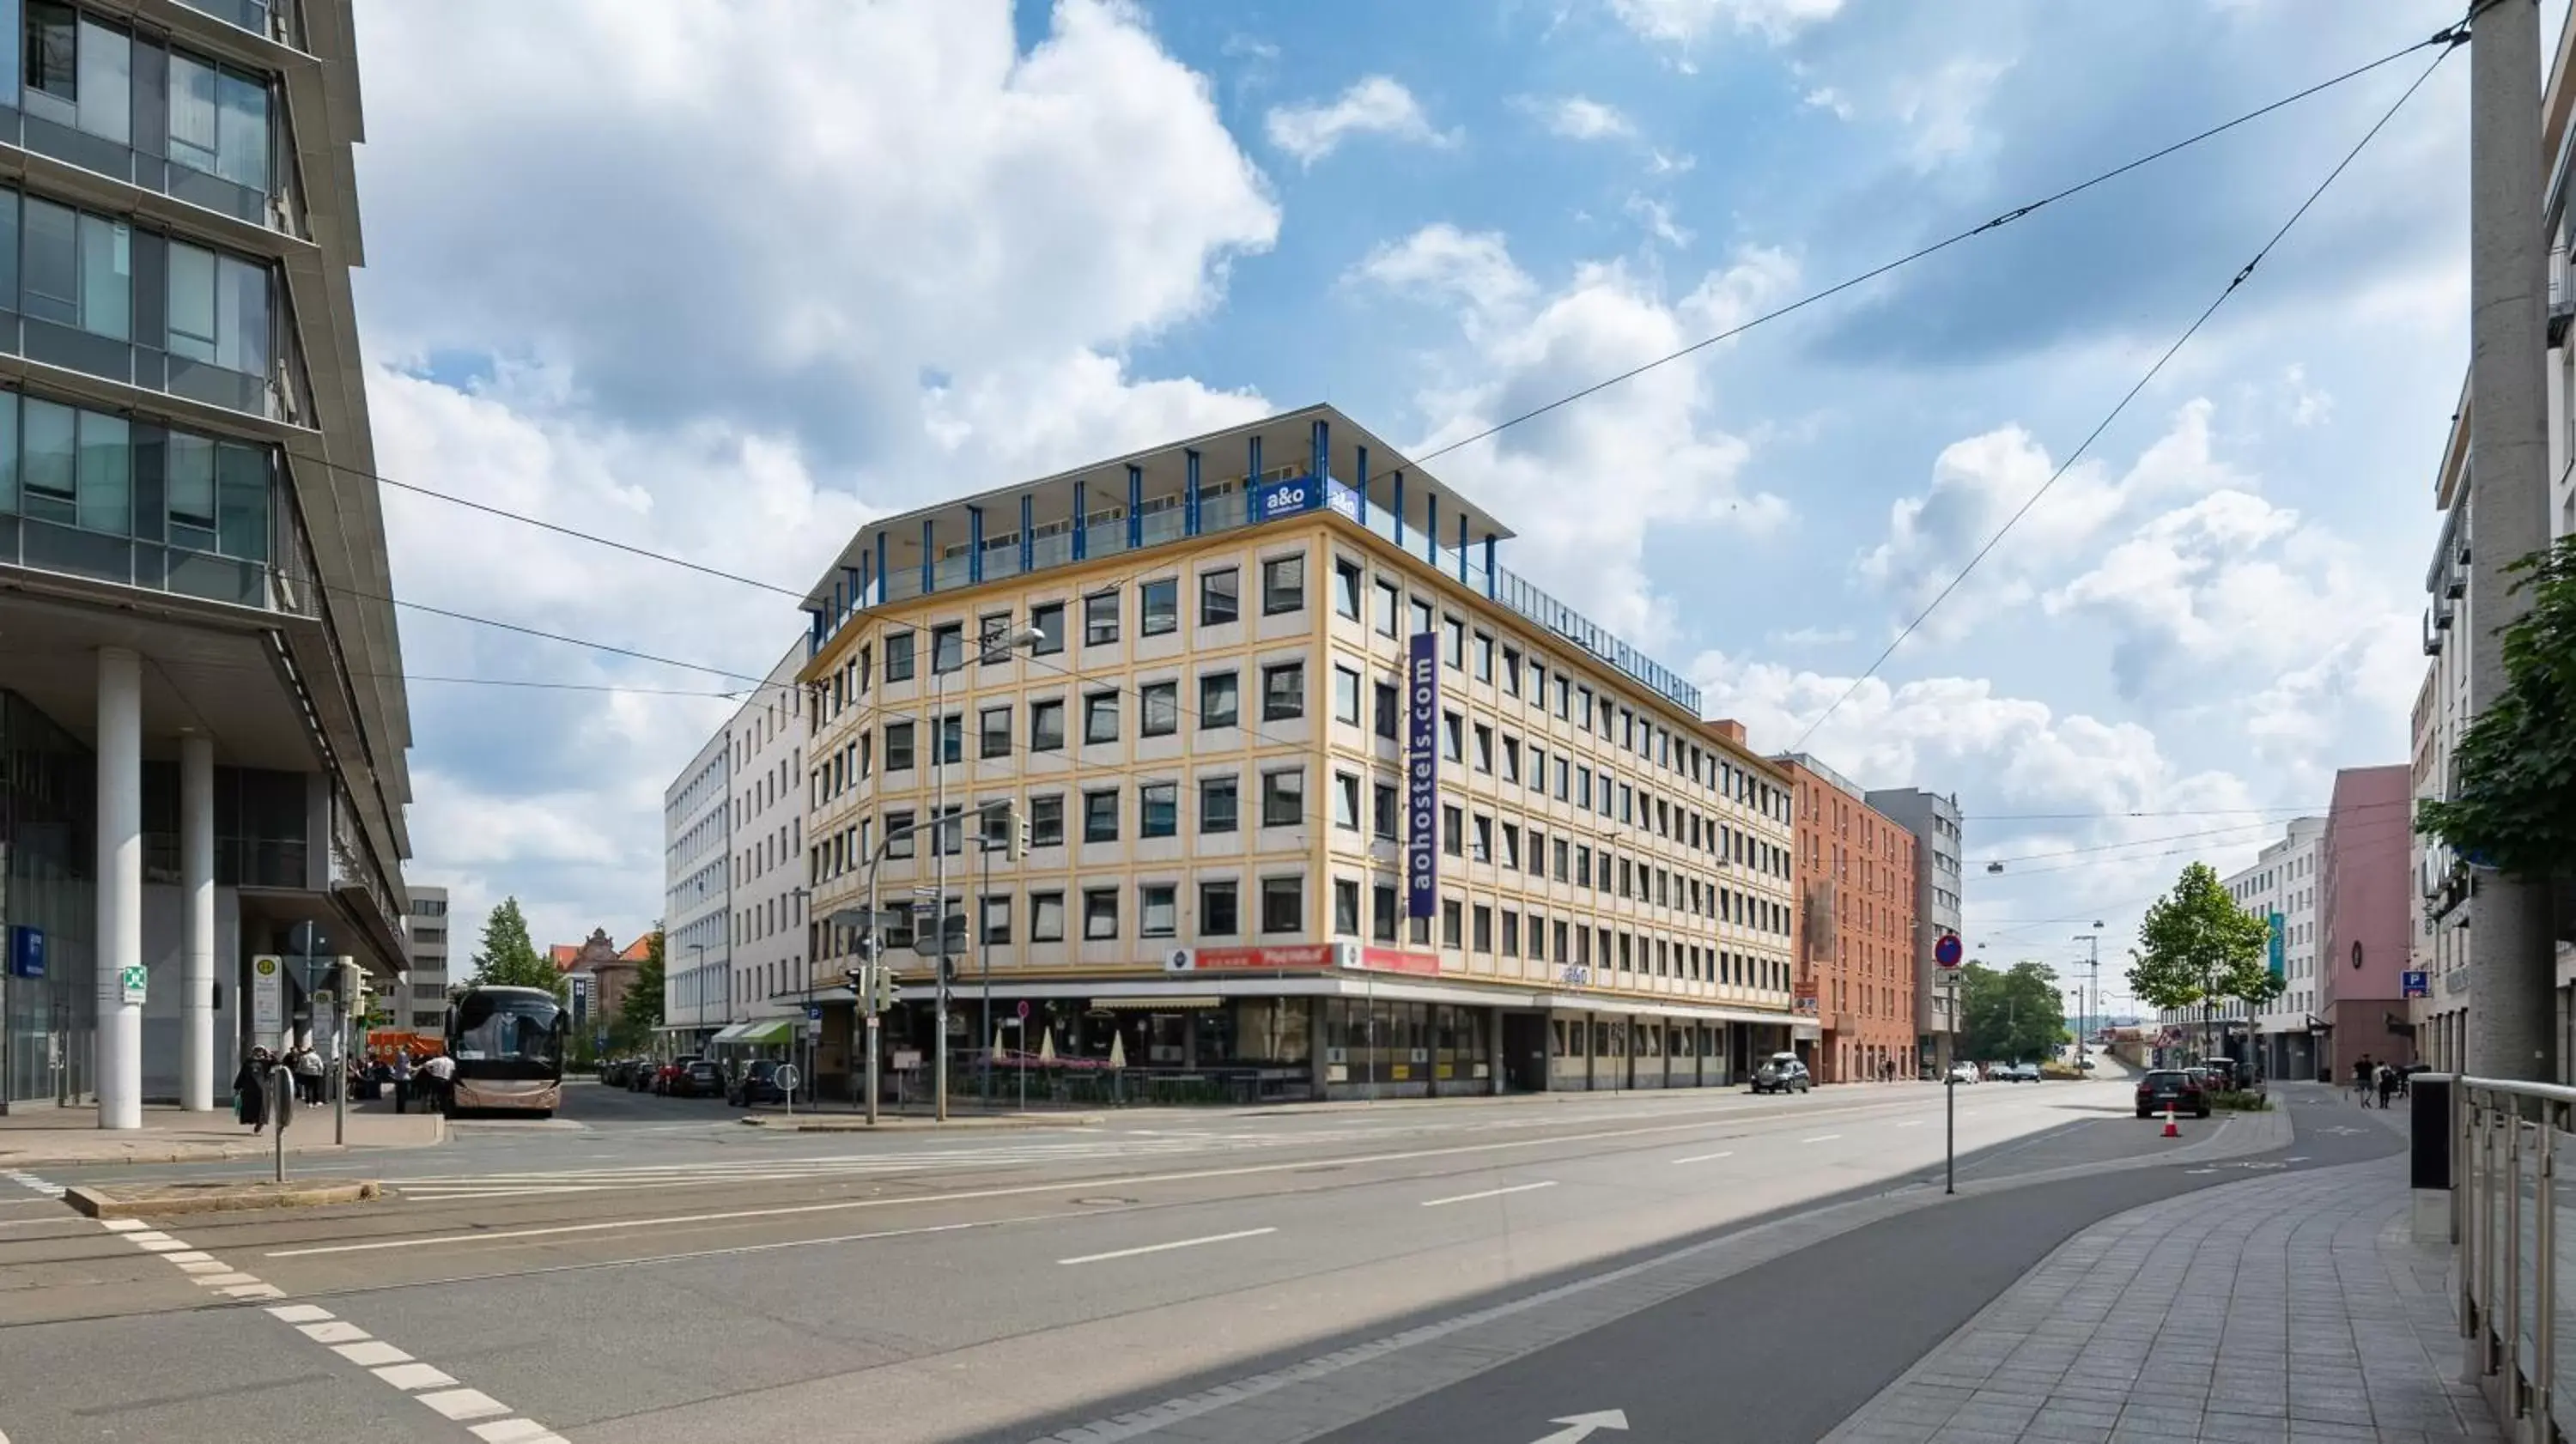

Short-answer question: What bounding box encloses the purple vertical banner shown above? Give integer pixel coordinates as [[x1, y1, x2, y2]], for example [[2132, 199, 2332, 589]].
[[1405, 630, 1440, 919]]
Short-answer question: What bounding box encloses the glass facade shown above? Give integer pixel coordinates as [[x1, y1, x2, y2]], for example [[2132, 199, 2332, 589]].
[[0, 689, 93, 1108]]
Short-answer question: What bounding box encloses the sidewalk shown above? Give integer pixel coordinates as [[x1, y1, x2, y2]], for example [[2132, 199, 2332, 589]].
[[0, 1101, 443, 1168], [1824, 1111, 2494, 1443]]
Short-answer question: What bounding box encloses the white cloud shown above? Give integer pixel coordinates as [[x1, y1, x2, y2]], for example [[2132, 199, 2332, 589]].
[[1892, 55, 2014, 172], [1352, 230, 1797, 645], [1608, 0, 1845, 46], [1801, 86, 1852, 119], [1768, 624, 1856, 646], [2283, 363, 2335, 427], [1264, 76, 1456, 167], [1626, 193, 1693, 249], [1647, 148, 1698, 176], [1528, 94, 1636, 141]]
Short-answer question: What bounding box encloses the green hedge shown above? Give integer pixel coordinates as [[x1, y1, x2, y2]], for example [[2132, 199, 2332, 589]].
[[2208, 1089, 2270, 1112]]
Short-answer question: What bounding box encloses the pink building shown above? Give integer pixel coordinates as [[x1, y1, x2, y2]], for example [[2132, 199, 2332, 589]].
[[2318, 764, 2415, 1076]]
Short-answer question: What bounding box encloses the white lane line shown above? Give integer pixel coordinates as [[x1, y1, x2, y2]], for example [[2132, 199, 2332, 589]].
[[1670, 1151, 1734, 1165], [1893, 1120, 1923, 1129], [417, 1388, 511, 1422], [1058, 1228, 1278, 1266], [332, 1341, 413, 1368], [1801, 1134, 1843, 1144], [374, 1362, 458, 1391], [1420, 1180, 1558, 1208]]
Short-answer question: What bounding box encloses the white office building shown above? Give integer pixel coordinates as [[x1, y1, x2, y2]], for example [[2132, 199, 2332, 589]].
[[660, 643, 806, 1056], [402, 885, 447, 1032]]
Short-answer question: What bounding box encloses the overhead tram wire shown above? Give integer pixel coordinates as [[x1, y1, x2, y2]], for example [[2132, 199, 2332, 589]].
[[1789, 34, 2464, 751], [298, 22, 2461, 636]]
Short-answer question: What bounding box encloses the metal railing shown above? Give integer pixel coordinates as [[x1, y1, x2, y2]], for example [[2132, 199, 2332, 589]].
[[2454, 1076, 2576, 1440]]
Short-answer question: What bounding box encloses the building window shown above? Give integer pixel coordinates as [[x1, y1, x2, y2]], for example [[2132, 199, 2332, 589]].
[[167, 46, 269, 193], [1139, 884, 1178, 938], [1443, 615, 1466, 668], [1334, 665, 1362, 725], [1028, 793, 1065, 848], [1333, 772, 1361, 831], [1084, 591, 1120, 646], [884, 630, 915, 683], [1030, 699, 1066, 752], [1261, 662, 1305, 721], [1141, 782, 1179, 838], [1373, 783, 1398, 840], [162, 238, 270, 379], [1334, 878, 1361, 936], [1443, 804, 1464, 857], [885, 810, 915, 859], [1330, 557, 1364, 619], [1083, 690, 1119, 744], [1261, 768, 1303, 828], [1030, 602, 1066, 654], [1502, 910, 1520, 957], [1141, 681, 1180, 737], [1200, 670, 1239, 728], [884, 721, 915, 772], [1472, 813, 1492, 862], [1082, 889, 1118, 940], [1473, 904, 1493, 953], [980, 707, 1012, 760], [1373, 578, 1400, 636], [1441, 898, 1463, 949], [1200, 879, 1239, 937], [1502, 736, 1521, 783], [937, 714, 962, 766], [1200, 567, 1239, 625], [981, 895, 1012, 945], [1140, 577, 1179, 636], [1503, 647, 1522, 696], [1261, 876, 1303, 934], [1409, 597, 1434, 636], [1473, 724, 1493, 774], [1372, 882, 1400, 942], [1442, 713, 1464, 762], [1083, 788, 1120, 843], [931, 622, 964, 674], [1374, 682, 1399, 739], [1261, 554, 1305, 614], [1201, 775, 1239, 834], [977, 611, 1013, 665], [1474, 632, 1495, 683]]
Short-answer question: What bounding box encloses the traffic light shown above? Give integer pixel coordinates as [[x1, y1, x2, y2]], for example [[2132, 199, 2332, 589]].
[[1012, 808, 1030, 861], [873, 967, 899, 1014]]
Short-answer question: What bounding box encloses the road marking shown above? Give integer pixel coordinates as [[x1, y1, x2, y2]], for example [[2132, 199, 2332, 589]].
[[1893, 1120, 1923, 1129], [1058, 1228, 1278, 1266], [1670, 1151, 1733, 1164], [1801, 1134, 1842, 1144], [417, 1388, 511, 1422], [1528, 1410, 1629, 1443], [1422, 1180, 1558, 1208], [374, 1362, 458, 1391]]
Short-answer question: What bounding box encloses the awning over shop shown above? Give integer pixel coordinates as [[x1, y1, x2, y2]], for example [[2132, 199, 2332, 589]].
[[1088, 996, 1224, 1010], [895, 974, 1803, 1029], [711, 1020, 795, 1047]]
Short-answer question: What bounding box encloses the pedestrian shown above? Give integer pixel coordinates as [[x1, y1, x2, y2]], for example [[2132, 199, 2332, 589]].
[[232, 1049, 270, 1133], [293, 1044, 325, 1106], [417, 1051, 455, 1114], [2351, 1054, 2374, 1105], [2376, 1061, 2400, 1110], [392, 1050, 413, 1114]]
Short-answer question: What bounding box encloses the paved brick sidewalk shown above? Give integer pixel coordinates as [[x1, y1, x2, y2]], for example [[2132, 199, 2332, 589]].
[[1823, 1156, 2499, 1444]]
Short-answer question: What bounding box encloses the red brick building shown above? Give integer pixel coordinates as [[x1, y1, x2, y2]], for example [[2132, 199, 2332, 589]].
[[1778, 755, 1919, 1083]]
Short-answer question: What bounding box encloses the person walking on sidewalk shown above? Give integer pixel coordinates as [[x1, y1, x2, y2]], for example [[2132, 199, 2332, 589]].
[[2351, 1054, 2375, 1104], [391, 1050, 413, 1113], [232, 1049, 270, 1134], [292, 1044, 324, 1106], [2377, 1060, 2401, 1110]]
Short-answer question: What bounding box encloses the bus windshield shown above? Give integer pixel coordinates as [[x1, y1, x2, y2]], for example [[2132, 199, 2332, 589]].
[[448, 990, 566, 1077]]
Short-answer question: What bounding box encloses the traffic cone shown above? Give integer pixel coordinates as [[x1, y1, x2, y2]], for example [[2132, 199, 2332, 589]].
[[2161, 1103, 2179, 1138]]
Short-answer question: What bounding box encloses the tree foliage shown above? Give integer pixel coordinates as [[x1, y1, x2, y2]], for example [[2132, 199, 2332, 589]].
[[2128, 863, 2275, 1045], [467, 896, 562, 998], [1956, 961, 2067, 1064], [2417, 536, 2576, 882], [611, 925, 666, 1053]]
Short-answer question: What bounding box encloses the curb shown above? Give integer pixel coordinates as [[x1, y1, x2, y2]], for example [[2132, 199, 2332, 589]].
[[65, 1179, 382, 1217], [0, 1113, 447, 1168], [736, 1112, 1108, 1132]]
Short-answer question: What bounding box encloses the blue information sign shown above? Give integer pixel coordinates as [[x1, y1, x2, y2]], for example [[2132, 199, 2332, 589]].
[[1250, 474, 1322, 521], [7, 925, 42, 979], [1405, 631, 1440, 919], [2403, 970, 2429, 999], [2267, 913, 2286, 979], [806, 1002, 824, 1022]]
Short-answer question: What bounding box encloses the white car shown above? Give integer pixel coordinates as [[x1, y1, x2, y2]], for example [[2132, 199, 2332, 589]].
[[1947, 1062, 1979, 1084]]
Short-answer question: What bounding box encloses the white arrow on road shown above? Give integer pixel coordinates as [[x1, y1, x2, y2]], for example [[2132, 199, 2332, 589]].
[[1528, 1410, 1629, 1443]]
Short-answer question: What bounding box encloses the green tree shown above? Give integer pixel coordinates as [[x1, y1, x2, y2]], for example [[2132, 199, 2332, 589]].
[[2127, 862, 2274, 1061], [2417, 536, 2576, 882], [467, 896, 562, 998], [611, 925, 666, 1053], [1955, 961, 2067, 1064]]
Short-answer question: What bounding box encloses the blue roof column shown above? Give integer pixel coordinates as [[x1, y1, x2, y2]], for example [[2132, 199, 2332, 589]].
[[842, 565, 863, 616], [1426, 491, 1440, 567], [966, 505, 984, 584], [1456, 512, 1468, 585], [1482, 534, 1498, 599], [1310, 418, 1327, 481], [1354, 446, 1370, 524], [805, 607, 824, 658], [1184, 449, 1202, 536], [1127, 464, 1143, 549], [1073, 480, 1088, 561], [830, 579, 844, 629], [1243, 434, 1263, 525], [1018, 494, 1035, 573], [1394, 471, 1406, 545], [873, 531, 887, 603], [919, 518, 935, 595]]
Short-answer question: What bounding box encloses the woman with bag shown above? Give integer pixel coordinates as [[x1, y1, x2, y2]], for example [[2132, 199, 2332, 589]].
[[232, 1048, 271, 1133]]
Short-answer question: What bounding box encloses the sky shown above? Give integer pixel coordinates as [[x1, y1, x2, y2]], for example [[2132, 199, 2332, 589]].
[[347, 0, 2493, 1008]]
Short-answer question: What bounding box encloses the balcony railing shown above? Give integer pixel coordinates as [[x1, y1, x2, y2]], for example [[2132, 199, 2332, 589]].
[[835, 473, 1704, 715], [2451, 1077, 2576, 1440]]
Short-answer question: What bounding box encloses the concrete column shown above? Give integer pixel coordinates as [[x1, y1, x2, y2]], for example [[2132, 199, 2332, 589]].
[[95, 646, 143, 1130], [180, 731, 216, 1110]]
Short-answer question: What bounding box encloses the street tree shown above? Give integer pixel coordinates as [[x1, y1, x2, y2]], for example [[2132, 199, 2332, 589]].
[[611, 925, 666, 1054], [467, 896, 562, 998], [2417, 535, 2576, 882], [2127, 862, 2273, 1064], [1956, 961, 2067, 1064]]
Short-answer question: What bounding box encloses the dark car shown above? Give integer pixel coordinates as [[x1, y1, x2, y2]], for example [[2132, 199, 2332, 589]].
[[601, 1059, 633, 1088], [629, 1059, 661, 1092], [1750, 1052, 1812, 1095], [728, 1059, 790, 1107], [652, 1055, 702, 1095], [670, 1059, 724, 1098], [2136, 1068, 2209, 1119]]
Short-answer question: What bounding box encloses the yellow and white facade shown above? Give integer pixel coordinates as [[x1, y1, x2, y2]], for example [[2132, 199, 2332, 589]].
[[794, 406, 1799, 1101]]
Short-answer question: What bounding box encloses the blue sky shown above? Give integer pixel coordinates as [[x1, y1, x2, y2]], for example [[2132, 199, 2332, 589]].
[[347, 0, 2484, 1005]]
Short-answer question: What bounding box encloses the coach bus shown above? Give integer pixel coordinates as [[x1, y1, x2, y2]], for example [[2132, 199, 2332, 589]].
[[442, 985, 568, 1116]]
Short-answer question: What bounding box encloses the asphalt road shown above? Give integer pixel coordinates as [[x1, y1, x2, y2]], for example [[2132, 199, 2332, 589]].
[[0, 1077, 2352, 1444]]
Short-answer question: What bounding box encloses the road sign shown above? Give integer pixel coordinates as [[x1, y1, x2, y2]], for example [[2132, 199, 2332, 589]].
[[774, 1064, 800, 1095], [118, 963, 147, 1005], [1018, 999, 1031, 1020], [1934, 934, 1963, 968], [2403, 969, 2429, 999], [805, 1002, 824, 1021]]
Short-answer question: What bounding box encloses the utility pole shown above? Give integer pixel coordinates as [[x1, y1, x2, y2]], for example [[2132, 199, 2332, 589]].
[[2468, 0, 2558, 1083]]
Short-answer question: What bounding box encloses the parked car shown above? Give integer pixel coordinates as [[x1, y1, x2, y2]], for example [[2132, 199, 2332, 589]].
[[2200, 1059, 2240, 1091], [728, 1059, 791, 1107], [2136, 1068, 2210, 1119], [629, 1059, 662, 1092], [1751, 1052, 1812, 1095], [671, 1059, 725, 1098], [1947, 1061, 1980, 1084], [600, 1059, 634, 1088], [652, 1056, 702, 1095], [2008, 1062, 2042, 1083]]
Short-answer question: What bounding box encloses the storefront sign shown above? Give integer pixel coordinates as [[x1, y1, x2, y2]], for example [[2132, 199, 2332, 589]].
[[2267, 913, 2285, 978], [1355, 947, 1440, 976], [251, 955, 284, 1046], [1184, 944, 1340, 971], [1325, 481, 1363, 521], [1405, 630, 1439, 919], [1251, 474, 1322, 520], [7, 925, 42, 979]]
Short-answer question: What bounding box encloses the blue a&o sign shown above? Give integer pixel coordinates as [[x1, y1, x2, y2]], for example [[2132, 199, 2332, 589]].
[[1251, 475, 1321, 520], [1405, 632, 1440, 919], [7, 925, 42, 979]]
